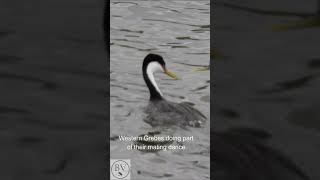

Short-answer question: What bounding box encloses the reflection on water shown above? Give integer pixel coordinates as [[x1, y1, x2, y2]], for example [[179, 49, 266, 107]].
[[110, 0, 210, 179]]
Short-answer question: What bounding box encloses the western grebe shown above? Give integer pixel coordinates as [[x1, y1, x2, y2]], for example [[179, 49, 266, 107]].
[[142, 53, 206, 128]]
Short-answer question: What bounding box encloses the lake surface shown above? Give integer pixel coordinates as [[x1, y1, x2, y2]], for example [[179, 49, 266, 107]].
[[0, 0, 106, 179], [110, 0, 210, 180], [214, 0, 320, 179]]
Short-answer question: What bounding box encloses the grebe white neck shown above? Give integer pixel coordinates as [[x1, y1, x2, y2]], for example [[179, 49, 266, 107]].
[[146, 62, 163, 97]]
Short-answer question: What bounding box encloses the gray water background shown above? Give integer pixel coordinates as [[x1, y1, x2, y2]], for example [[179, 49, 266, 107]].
[[214, 0, 320, 179], [0, 0, 107, 179], [110, 1, 210, 180]]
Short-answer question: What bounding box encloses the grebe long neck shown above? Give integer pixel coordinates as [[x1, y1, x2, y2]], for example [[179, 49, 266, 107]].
[[143, 62, 163, 101]]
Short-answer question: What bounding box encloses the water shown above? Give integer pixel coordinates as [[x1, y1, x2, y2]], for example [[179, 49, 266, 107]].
[[0, 0, 106, 179], [110, 1, 210, 179], [214, 0, 320, 179]]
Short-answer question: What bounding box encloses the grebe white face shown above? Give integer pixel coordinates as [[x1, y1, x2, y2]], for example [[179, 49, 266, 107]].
[[146, 61, 165, 96], [142, 53, 181, 100], [147, 61, 165, 74]]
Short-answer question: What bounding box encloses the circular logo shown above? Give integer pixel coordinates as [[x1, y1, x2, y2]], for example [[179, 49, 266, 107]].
[[111, 160, 130, 179]]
